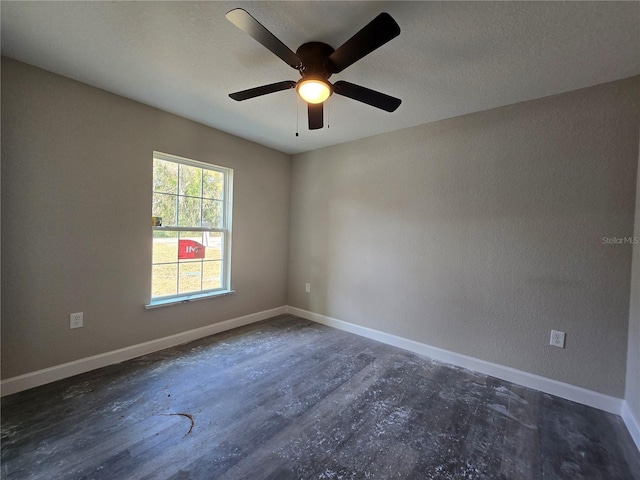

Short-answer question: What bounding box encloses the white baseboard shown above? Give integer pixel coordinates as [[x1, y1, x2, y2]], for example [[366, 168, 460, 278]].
[[621, 401, 640, 451], [286, 306, 623, 415], [0, 306, 287, 397]]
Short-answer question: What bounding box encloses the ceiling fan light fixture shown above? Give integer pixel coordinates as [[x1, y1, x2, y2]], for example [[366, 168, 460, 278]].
[[297, 78, 332, 104], [226, 9, 402, 129]]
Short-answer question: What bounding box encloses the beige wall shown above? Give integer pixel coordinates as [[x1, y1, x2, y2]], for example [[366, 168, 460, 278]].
[[627, 142, 640, 418], [289, 77, 640, 397], [1, 57, 291, 379], [3, 55, 639, 402]]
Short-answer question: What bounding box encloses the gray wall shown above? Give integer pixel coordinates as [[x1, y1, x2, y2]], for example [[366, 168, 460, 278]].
[[1, 57, 291, 379], [3, 55, 639, 402], [627, 143, 640, 418], [289, 77, 640, 397]]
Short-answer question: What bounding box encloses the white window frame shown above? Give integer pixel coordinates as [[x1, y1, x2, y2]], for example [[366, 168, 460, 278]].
[[146, 151, 233, 309]]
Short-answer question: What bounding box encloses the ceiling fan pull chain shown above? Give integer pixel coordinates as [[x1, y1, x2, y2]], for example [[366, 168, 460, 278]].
[[327, 98, 331, 129], [295, 95, 300, 137]]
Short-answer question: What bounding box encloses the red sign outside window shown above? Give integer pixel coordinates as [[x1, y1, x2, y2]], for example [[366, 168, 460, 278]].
[[178, 240, 206, 259]]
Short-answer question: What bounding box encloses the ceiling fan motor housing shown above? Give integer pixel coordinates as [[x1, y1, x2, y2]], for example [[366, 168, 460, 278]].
[[295, 42, 335, 80]]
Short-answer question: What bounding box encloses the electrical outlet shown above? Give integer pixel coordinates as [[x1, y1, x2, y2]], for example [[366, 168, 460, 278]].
[[70, 312, 84, 329], [550, 330, 565, 348], [305, 283, 311, 293]]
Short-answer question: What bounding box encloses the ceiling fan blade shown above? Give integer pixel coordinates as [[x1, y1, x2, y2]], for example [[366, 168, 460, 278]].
[[333, 81, 401, 112], [308, 103, 323, 130], [328, 13, 400, 73], [226, 8, 302, 68], [229, 81, 296, 101]]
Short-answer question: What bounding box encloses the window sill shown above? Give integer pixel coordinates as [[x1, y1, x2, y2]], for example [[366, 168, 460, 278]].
[[145, 290, 235, 310]]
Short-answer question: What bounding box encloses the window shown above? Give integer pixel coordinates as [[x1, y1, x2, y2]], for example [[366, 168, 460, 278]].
[[148, 152, 233, 307]]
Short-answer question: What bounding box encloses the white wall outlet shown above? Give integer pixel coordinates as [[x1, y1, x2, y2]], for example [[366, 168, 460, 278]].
[[550, 330, 565, 348], [305, 283, 311, 293], [70, 312, 84, 329]]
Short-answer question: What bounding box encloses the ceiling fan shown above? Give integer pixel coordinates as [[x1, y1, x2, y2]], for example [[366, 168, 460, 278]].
[[226, 8, 402, 130]]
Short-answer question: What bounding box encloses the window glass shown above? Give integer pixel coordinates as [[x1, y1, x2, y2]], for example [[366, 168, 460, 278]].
[[150, 152, 232, 304]]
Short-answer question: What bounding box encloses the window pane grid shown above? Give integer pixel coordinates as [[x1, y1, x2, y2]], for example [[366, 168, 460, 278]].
[[154, 227, 226, 234], [151, 193, 224, 228], [153, 191, 224, 200], [151, 152, 231, 302], [152, 248, 224, 298]]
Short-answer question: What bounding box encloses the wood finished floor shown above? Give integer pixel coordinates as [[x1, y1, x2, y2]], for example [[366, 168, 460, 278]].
[[2, 314, 639, 480]]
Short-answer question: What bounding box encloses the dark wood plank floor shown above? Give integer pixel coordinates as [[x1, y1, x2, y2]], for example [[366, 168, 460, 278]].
[[2, 314, 639, 479]]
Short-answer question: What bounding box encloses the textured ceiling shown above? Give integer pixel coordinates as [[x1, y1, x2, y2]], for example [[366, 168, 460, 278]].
[[2, 1, 639, 154]]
